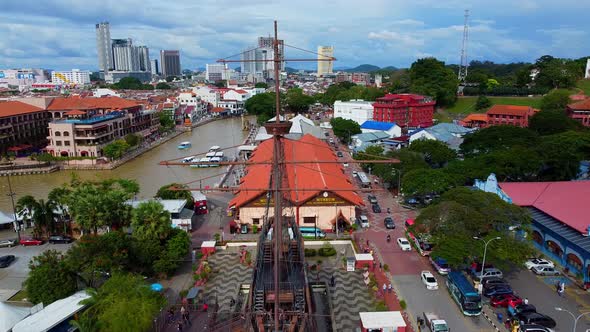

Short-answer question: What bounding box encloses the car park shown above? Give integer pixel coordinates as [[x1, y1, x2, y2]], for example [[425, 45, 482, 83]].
[[397, 237, 412, 251], [383, 217, 395, 229], [483, 284, 513, 297], [516, 312, 556, 329], [19, 238, 43, 246], [0, 255, 16, 268], [518, 324, 554, 332], [48, 235, 73, 244], [429, 257, 451, 275], [0, 239, 17, 248], [367, 194, 378, 204], [490, 294, 523, 308], [525, 258, 555, 270], [421, 271, 439, 290], [531, 266, 560, 276], [372, 204, 382, 213]]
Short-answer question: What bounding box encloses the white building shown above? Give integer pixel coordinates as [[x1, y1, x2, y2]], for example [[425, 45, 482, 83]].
[[51, 69, 91, 85], [178, 91, 208, 115], [223, 89, 250, 102], [0, 68, 48, 87], [93, 88, 120, 97], [192, 86, 220, 107], [206, 63, 227, 82], [333, 100, 374, 125]]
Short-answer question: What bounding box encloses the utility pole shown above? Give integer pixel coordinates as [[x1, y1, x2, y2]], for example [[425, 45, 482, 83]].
[[6, 170, 21, 242], [457, 9, 470, 95]]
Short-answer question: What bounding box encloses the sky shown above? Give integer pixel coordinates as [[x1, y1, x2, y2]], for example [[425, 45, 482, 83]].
[[1, 0, 589, 71]]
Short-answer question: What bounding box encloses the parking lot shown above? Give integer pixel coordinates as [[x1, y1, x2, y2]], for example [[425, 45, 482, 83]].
[[0, 241, 71, 300]]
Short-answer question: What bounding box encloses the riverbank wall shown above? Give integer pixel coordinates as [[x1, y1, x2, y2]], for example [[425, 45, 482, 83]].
[[217, 124, 259, 188]]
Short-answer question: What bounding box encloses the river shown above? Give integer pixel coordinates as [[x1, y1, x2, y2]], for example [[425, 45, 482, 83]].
[[0, 117, 252, 212]]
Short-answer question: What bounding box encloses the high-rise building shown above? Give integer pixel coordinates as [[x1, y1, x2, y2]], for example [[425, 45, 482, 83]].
[[258, 36, 284, 77], [160, 50, 181, 78], [96, 22, 113, 72], [112, 39, 141, 72], [150, 59, 159, 75], [206, 63, 227, 82], [138, 46, 150, 72], [317, 46, 334, 76]]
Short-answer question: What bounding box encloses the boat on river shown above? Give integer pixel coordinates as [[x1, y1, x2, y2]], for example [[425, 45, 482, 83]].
[[178, 141, 192, 149]]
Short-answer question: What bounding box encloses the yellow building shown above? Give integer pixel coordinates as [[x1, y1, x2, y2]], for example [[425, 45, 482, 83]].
[[317, 46, 334, 77]]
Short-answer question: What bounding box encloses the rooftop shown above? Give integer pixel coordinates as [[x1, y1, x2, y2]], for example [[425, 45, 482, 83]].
[[56, 113, 123, 124], [568, 98, 590, 110], [0, 101, 43, 117], [486, 104, 539, 116], [499, 181, 590, 235], [361, 120, 396, 131], [462, 113, 489, 122], [125, 199, 187, 214], [47, 96, 139, 111]]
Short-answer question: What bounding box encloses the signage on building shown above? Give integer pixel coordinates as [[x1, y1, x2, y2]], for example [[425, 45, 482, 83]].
[[247, 194, 275, 207], [305, 192, 348, 206], [17, 73, 35, 79]]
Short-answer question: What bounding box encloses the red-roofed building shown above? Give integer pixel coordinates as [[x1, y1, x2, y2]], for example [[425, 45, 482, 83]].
[[476, 174, 590, 286], [0, 101, 50, 154], [459, 113, 489, 128], [229, 134, 364, 231], [485, 105, 538, 127], [372, 94, 435, 128], [567, 98, 590, 127]]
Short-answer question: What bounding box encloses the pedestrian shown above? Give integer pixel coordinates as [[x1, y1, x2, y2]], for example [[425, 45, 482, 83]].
[[180, 306, 186, 316], [388, 283, 393, 293], [523, 297, 529, 305], [183, 311, 191, 326], [382, 283, 387, 294], [330, 275, 335, 287]]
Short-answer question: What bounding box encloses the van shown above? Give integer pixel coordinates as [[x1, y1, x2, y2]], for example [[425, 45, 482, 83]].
[[299, 227, 326, 239], [474, 268, 503, 280], [359, 215, 369, 228]]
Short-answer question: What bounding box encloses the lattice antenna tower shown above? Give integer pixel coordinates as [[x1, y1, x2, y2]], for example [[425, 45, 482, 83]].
[[458, 9, 470, 87]]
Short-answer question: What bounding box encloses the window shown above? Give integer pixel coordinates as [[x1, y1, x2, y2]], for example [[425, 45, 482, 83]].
[[63, 131, 69, 137], [252, 218, 260, 225], [64, 141, 70, 146], [56, 141, 62, 146], [55, 131, 61, 136], [303, 217, 316, 224]]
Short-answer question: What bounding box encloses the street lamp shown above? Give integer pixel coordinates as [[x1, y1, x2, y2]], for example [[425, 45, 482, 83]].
[[5, 170, 21, 242], [555, 307, 590, 332], [473, 236, 501, 293]]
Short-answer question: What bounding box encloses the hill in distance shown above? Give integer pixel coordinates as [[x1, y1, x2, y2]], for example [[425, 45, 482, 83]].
[[333, 64, 399, 72]]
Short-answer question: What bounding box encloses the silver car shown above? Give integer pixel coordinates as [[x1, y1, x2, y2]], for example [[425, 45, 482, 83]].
[[531, 266, 560, 276], [0, 239, 17, 248]]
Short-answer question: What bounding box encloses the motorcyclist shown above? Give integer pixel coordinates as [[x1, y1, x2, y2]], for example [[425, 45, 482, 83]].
[[386, 234, 391, 242]]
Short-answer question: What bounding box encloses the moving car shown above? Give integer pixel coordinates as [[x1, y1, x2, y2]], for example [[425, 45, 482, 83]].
[[525, 258, 555, 270], [483, 284, 513, 297], [397, 237, 412, 251], [531, 266, 560, 276], [367, 195, 378, 204], [0, 255, 15, 268], [518, 324, 554, 332], [20, 238, 43, 246], [0, 239, 17, 248], [430, 257, 451, 275], [336, 151, 343, 158], [48, 235, 73, 244], [490, 294, 523, 308], [516, 312, 556, 329], [384, 217, 395, 229], [372, 204, 382, 213], [421, 271, 439, 290], [359, 215, 370, 228]]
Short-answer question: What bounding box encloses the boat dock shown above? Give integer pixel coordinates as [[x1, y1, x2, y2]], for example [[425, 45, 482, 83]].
[[217, 125, 258, 188]]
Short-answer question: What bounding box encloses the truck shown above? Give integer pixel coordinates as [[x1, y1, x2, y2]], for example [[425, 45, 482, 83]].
[[423, 312, 449, 332]]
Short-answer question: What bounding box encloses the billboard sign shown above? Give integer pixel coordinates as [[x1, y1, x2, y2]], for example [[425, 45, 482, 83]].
[[17, 73, 35, 79]]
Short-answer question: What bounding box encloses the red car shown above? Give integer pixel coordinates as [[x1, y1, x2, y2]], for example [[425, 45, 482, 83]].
[[19, 238, 44, 246], [490, 294, 523, 308]]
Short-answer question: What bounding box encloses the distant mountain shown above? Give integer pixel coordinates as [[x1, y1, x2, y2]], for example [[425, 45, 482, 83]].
[[379, 66, 398, 71], [285, 67, 298, 73], [343, 64, 380, 72]]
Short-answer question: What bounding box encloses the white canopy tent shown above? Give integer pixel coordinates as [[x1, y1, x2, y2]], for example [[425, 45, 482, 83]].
[[12, 291, 90, 332], [0, 302, 31, 332], [0, 211, 15, 225]]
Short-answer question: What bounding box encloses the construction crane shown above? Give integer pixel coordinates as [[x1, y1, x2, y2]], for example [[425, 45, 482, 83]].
[[457, 9, 470, 95]]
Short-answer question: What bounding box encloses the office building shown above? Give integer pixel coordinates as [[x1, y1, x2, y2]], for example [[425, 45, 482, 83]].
[[0, 101, 51, 154], [241, 47, 264, 75], [104, 71, 151, 83], [206, 63, 227, 82], [160, 50, 181, 78], [317, 46, 334, 76], [138, 46, 151, 72], [112, 39, 140, 72], [150, 59, 159, 75], [0, 69, 48, 87], [51, 69, 91, 85], [96, 22, 113, 72]]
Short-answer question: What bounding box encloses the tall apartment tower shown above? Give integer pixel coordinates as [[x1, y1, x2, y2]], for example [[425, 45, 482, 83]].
[[96, 22, 113, 72], [317, 46, 334, 76], [160, 50, 181, 77], [138, 46, 151, 72], [258, 36, 284, 75], [150, 59, 159, 75]]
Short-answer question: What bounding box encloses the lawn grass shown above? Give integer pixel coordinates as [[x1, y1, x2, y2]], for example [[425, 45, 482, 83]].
[[444, 96, 542, 116], [8, 289, 29, 302], [576, 79, 590, 96], [433, 111, 453, 123]]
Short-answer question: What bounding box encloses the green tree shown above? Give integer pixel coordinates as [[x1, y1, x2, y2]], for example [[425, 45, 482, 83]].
[[80, 273, 165, 332], [409, 58, 458, 107], [460, 126, 539, 156], [529, 110, 583, 136], [103, 140, 130, 160], [515, 66, 532, 87], [537, 131, 590, 180], [25, 250, 77, 305], [213, 80, 226, 88], [475, 95, 492, 110], [534, 56, 578, 90], [111, 77, 143, 90], [285, 88, 315, 113], [255, 82, 269, 89], [401, 169, 459, 198], [329, 117, 361, 144], [244, 92, 276, 124], [48, 186, 72, 234], [155, 82, 172, 90], [409, 139, 457, 168], [131, 201, 171, 241], [156, 183, 194, 204], [124, 133, 141, 147], [16, 196, 56, 238], [539, 89, 571, 112], [158, 111, 174, 130]]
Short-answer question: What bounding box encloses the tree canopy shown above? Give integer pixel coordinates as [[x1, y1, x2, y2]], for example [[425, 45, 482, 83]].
[[155, 82, 172, 90], [330, 117, 361, 144], [460, 126, 539, 156], [103, 140, 130, 160], [401, 168, 459, 197], [25, 250, 77, 305], [131, 201, 171, 241], [255, 82, 269, 89], [408, 139, 456, 168], [285, 88, 315, 113], [156, 183, 194, 204], [111, 77, 153, 90], [409, 58, 458, 107], [529, 109, 583, 136], [244, 92, 276, 124], [539, 89, 572, 112]]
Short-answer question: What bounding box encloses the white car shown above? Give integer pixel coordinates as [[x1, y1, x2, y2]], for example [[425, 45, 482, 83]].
[[525, 258, 555, 270], [0, 239, 17, 248], [397, 237, 412, 251], [421, 271, 439, 290]]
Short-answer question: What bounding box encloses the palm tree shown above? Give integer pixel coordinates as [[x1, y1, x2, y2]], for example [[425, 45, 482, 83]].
[[15, 195, 39, 230], [48, 187, 71, 234], [34, 199, 57, 238], [131, 201, 171, 241]]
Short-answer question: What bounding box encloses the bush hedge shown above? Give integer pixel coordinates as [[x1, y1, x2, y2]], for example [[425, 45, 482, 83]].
[[304, 249, 317, 257]]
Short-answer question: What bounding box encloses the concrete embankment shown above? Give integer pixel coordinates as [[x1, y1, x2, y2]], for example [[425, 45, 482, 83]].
[[217, 124, 258, 188]]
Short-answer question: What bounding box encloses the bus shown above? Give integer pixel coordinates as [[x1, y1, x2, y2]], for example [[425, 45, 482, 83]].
[[357, 172, 371, 188], [446, 271, 482, 316], [299, 227, 326, 239], [404, 219, 433, 256]]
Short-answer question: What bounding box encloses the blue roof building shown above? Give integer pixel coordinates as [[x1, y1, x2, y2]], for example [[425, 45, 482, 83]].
[[360, 120, 402, 138]]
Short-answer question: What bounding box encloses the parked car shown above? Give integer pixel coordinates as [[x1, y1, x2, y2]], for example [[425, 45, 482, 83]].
[[421, 271, 438, 290], [531, 266, 560, 276], [367, 195, 378, 204], [397, 238, 412, 251], [0, 255, 15, 268], [490, 294, 523, 308], [0, 239, 17, 248], [384, 217, 395, 229], [430, 257, 451, 275], [518, 324, 554, 332], [483, 278, 509, 292], [372, 204, 382, 213], [48, 235, 73, 244], [511, 304, 537, 317], [483, 284, 513, 297], [336, 151, 343, 158], [525, 258, 555, 270], [473, 267, 503, 280], [19, 238, 43, 246], [405, 197, 419, 205], [516, 312, 556, 329], [352, 171, 358, 177]]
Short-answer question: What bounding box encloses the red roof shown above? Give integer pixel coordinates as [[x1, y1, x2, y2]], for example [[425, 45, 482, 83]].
[[568, 98, 590, 110], [229, 134, 364, 209], [234, 89, 248, 94], [0, 101, 44, 117], [211, 107, 227, 113], [64, 109, 87, 116], [462, 113, 488, 122], [499, 181, 590, 234], [486, 105, 538, 116], [47, 96, 139, 111]]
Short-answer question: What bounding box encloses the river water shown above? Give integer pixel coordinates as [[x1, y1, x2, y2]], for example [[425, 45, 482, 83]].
[[0, 117, 251, 212]]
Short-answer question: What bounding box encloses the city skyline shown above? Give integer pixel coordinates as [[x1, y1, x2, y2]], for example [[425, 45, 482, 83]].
[[1, 0, 590, 71]]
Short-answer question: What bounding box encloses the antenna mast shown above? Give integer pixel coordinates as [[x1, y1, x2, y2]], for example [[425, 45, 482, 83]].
[[457, 9, 469, 94]]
